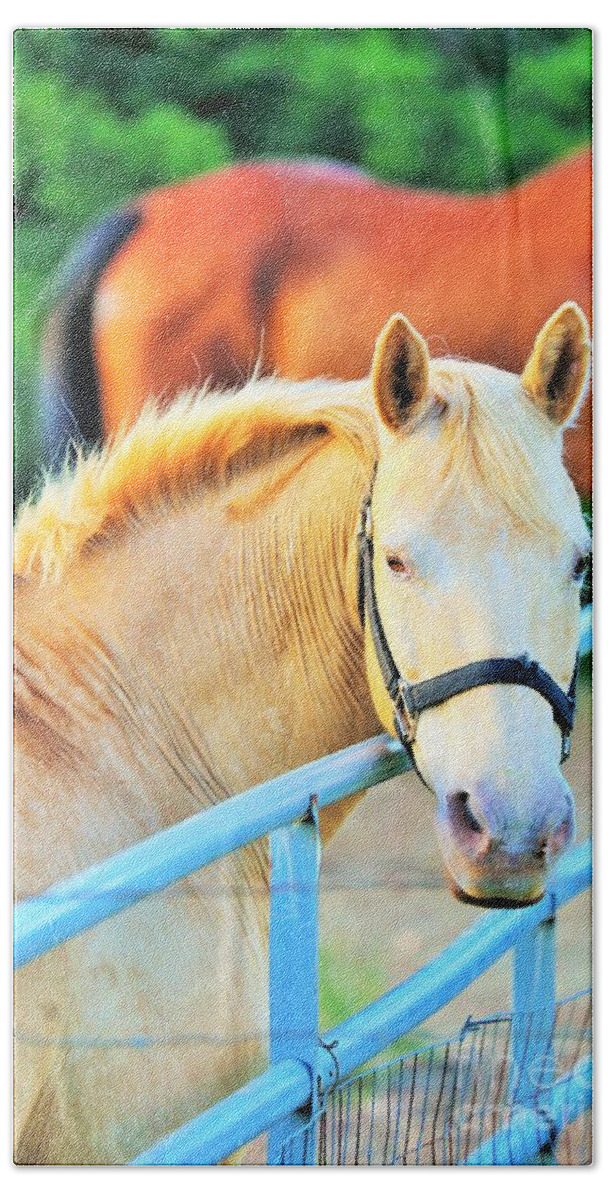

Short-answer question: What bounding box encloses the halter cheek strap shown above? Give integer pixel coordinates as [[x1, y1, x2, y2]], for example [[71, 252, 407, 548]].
[[357, 495, 578, 769]]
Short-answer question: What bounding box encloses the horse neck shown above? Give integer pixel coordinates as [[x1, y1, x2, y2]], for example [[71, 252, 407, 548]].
[[14, 434, 378, 887]]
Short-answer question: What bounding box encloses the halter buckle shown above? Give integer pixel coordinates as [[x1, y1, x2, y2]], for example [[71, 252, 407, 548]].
[[394, 682, 419, 746]]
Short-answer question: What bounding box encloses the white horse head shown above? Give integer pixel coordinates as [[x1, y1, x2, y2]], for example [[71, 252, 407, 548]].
[[367, 304, 590, 905]]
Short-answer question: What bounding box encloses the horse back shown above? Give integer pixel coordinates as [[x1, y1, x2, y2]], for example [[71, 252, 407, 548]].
[[43, 151, 592, 493]]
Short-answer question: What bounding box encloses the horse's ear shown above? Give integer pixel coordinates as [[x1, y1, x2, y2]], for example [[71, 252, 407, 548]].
[[521, 303, 591, 427], [372, 313, 430, 433]]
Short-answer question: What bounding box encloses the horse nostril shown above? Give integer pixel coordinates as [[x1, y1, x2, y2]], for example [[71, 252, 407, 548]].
[[445, 790, 493, 860], [533, 839, 548, 863], [547, 813, 574, 858], [458, 793, 483, 835]]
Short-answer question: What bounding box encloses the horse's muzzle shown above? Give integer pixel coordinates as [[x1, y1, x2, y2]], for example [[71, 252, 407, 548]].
[[435, 774, 575, 907]]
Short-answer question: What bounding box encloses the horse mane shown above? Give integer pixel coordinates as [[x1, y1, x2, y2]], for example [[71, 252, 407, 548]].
[[14, 356, 587, 584], [14, 377, 376, 581]]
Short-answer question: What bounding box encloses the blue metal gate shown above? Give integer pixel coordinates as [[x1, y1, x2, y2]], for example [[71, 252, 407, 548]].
[[14, 608, 593, 1165]]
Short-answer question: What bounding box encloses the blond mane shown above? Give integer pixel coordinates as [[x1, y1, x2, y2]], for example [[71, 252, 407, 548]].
[[14, 377, 376, 581], [14, 358, 586, 584]]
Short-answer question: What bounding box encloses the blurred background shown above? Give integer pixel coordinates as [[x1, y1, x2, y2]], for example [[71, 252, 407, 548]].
[[13, 27, 593, 1040], [14, 27, 591, 502]]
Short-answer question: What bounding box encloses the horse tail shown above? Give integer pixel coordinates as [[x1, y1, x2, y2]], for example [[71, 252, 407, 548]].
[[41, 208, 142, 468]]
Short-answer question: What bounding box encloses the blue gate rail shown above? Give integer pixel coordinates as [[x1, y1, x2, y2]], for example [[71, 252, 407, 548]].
[[14, 733, 411, 970], [14, 606, 592, 1165], [130, 838, 591, 1164]]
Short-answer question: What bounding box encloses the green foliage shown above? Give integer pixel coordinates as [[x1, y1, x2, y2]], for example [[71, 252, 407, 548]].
[[15, 29, 591, 187], [14, 44, 231, 498], [15, 70, 230, 231], [14, 28, 592, 500]]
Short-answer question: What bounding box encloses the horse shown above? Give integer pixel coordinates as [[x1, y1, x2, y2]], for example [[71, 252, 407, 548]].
[[42, 149, 592, 495], [15, 304, 590, 1163]]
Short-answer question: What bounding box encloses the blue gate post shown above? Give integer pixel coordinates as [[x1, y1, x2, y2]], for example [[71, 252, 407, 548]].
[[510, 907, 557, 1162], [267, 798, 321, 1164]]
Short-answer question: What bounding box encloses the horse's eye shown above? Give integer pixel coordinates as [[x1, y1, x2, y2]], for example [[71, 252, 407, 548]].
[[386, 553, 416, 579], [572, 552, 589, 584]]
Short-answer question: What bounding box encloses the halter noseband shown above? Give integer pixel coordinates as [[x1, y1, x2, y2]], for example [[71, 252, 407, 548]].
[[357, 492, 578, 772]]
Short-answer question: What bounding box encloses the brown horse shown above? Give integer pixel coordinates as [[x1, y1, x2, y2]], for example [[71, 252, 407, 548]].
[[16, 306, 589, 1162], [43, 149, 592, 494]]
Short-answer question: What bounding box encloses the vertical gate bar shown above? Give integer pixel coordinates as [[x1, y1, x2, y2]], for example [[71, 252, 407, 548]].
[[510, 912, 557, 1161], [267, 798, 321, 1164]]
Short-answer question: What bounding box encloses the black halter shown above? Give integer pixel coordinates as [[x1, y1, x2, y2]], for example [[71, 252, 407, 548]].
[[357, 493, 578, 773]]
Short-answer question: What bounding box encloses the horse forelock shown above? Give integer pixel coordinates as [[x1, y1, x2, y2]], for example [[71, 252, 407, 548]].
[[423, 360, 588, 547], [14, 377, 376, 582]]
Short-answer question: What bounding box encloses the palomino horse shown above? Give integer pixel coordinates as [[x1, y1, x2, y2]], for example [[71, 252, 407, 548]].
[[15, 304, 589, 1163], [42, 149, 592, 494]]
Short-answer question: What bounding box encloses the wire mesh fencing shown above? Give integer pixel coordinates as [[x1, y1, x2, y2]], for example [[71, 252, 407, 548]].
[[276, 990, 591, 1165]]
